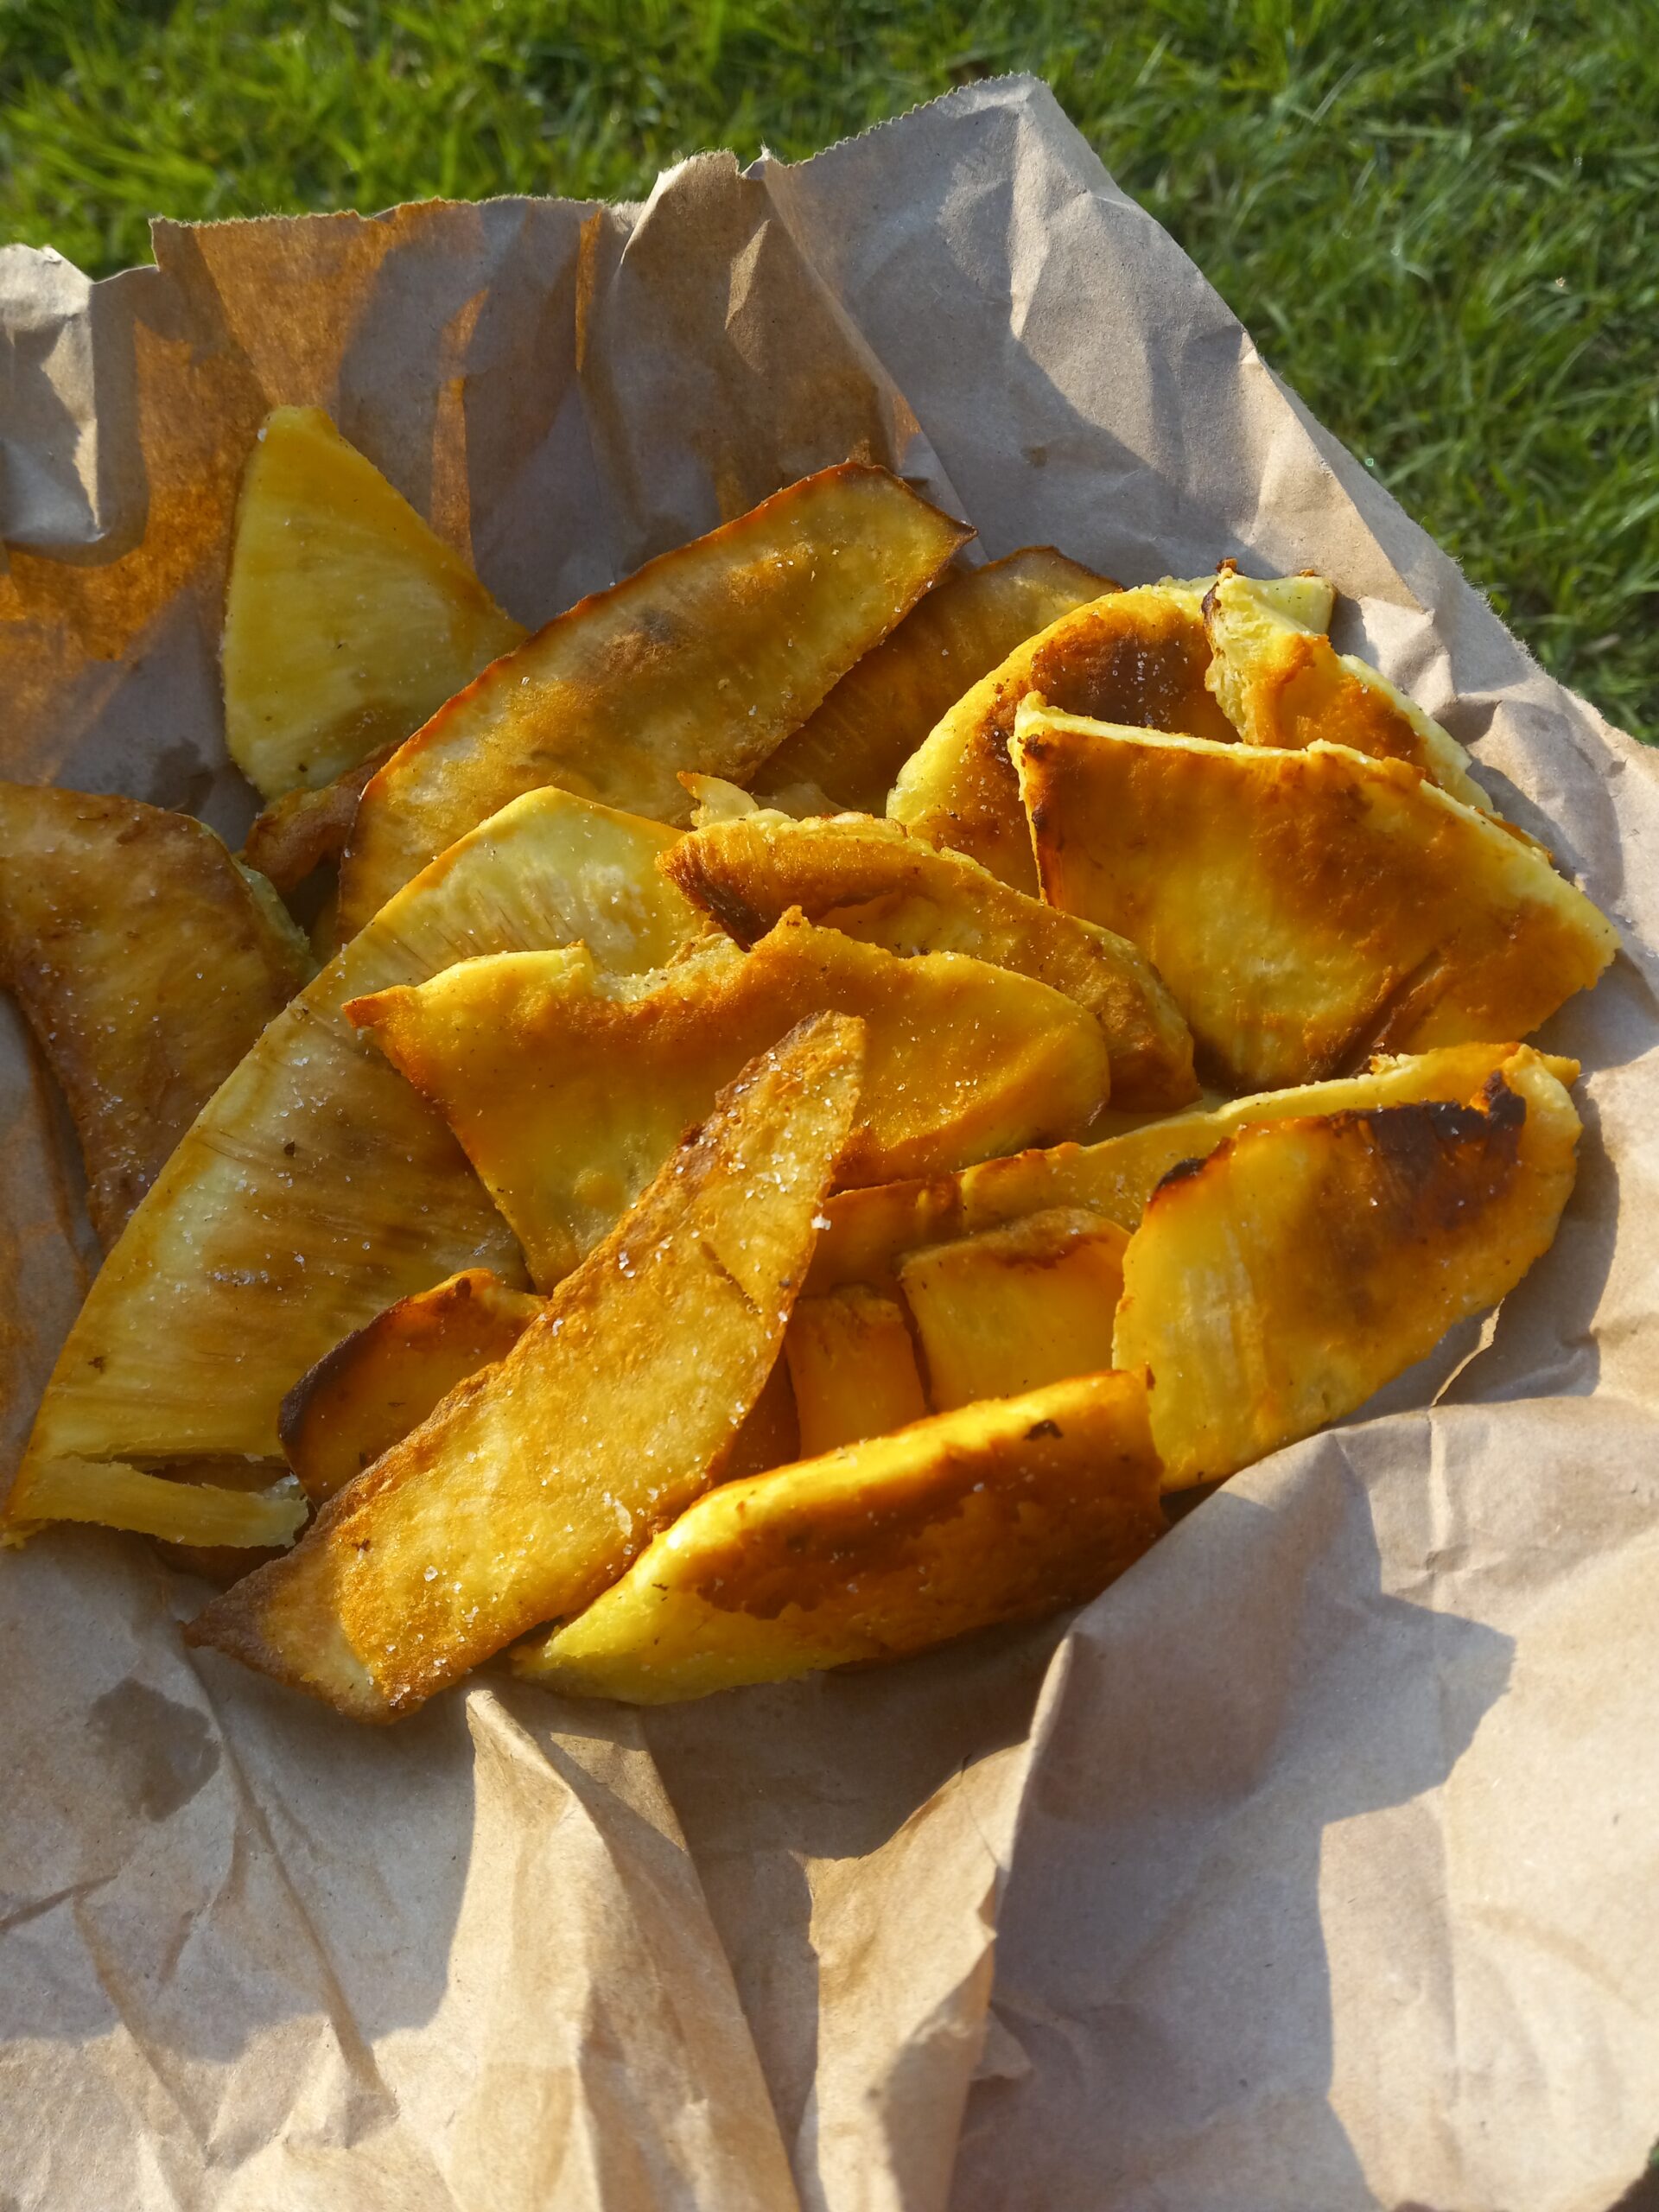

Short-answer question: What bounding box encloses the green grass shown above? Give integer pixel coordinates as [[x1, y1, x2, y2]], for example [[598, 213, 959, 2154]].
[[2, 0, 1655, 734]]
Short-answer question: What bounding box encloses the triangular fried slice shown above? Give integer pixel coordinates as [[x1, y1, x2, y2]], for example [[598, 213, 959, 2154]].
[[1014, 707, 1617, 1092], [0, 784, 309, 1246], [338, 463, 972, 936], [5, 788, 700, 1540], [1114, 1055, 1582, 1487], [347, 912, 1111, 1289], [1202, 565, 1491, 810], [887, 575, 1238, 890], [185, 1014, 867, 1720], [512, 1370, 1165, 1703], [662, 809, 1197, 1110], [753, 545, 1112, 814], [222, 406, 526, 800]]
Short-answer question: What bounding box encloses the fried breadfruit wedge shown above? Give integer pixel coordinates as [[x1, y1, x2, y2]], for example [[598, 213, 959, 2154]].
[[0, 783, 310, 1247], [338, 464, 972, 935], [4, 787, 700, 1543], [17, 1459, 309, 1549], [887, 575, 1243, 891], [1014, 708, 1617, 1092], [185, 1014, 866, 1720], [347, 912, 1112, 1289], [754, 545, 1112, 814], [222, 406, 525, 801], [1114, 1055, 1582, 1487], [807, 1042, 1580, 1296], [512, 1370, 1166, 1703], [662, 809, 1198, 1110], [1203, 566, 1491, 811], [783, 1285, 929, 1457]]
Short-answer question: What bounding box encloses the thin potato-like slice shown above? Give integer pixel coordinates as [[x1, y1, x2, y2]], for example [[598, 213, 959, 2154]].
[[348, 912, 1112, 1289], [222, 407, 526, 800], [5, 787, 701, 1537], [1114, 1057, 1582, 1487], [0, 784, 309, 1246], [887, 576, 1236, 890], [512, 1370, 1165, 1703], [11, 1459, 309, 1549], [898, 1208, 1128, 1411], [784, 1286, 929, 1457], [185, 1014, 866, 1720], [663, 810, 1197, 1111], [1014, 709, 1617, 1091], [339, 464, 971, 935], [755, 546, 1112, 814]]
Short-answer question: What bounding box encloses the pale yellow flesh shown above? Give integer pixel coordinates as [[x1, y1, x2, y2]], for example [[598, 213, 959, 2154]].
[[512, 1370, 1166, 1703], [5, 1459, 308, 1549], [222, 406, 525, 800], [784, 1286, 929, 1457]]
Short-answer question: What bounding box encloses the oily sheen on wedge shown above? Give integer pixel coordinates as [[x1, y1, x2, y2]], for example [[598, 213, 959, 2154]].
[[512, 1370, 1165, 1703], [1114, 1056, 1582, 1487], [347, 912, 1112, 1289], [0, 783, 309, 1246], [5, 788, 700, 1540], [754, 545, 1110, 814], [337, 463, 971, 935], [887, 575, 1246, 891], [1014, 709, 1617, 1091], [185, 1015, 866, 1720], [222, 407, 525, 800], [663, 810, 1197, 1110]]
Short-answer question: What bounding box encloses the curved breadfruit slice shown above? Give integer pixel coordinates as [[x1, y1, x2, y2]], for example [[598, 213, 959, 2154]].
[[5, 787, 700, 1539], [1202, 565, 1491, 811], [222, 406, 526, 801], [1013, 708, 1617, 1093], [886, 575, 1237, 891], [185, 1014, 867, 1720], [662, 809, 1197, 1111], [1113, 1055, 1582, 1488], [512, 1370, 1165, 1704], [0, 783, 310, 1247], [338, 463, 972, 936], [347, 912, 1112, 1290], [754, 545, 1112, 815]]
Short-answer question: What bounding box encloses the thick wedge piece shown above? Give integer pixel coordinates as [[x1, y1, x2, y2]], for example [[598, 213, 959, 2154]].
[[1014, 709, 1617, 1092], [338, 464, 971, 935], [1114, 1057, 1582, 1487], [185, 1015, 866, 1720], [223, 407, 525, 800], [512, 1371, 1165, 1703], [755, 546, 1110, 814], [784, 1286, 929, 1457], [887, 576, 1237, 891], [1203, 566, 1491, 810], [663, 810, 1197, 1110], [0, 784, 309, 1246], [5, 787, 701, 1541], [349, 912, 1111, 1289]]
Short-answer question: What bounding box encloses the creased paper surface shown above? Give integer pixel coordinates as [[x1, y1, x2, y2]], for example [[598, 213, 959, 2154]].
[[3, 76, 1656, 2212]]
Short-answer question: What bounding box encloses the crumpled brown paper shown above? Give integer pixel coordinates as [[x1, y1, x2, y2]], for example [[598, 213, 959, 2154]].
[[3, 75, 1656, 2212]]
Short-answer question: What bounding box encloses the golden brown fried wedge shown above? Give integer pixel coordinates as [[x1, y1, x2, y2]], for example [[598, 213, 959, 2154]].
[[5, 786, 701, 1542], [184, 1014, 866, 1720], [241, 742, 398, 895], [1203, 566, 1491, 810], [0, 784, 310, 1247], [348, 912, 1111, 1289], [887, 575, 1237, 890], [338, 464, 971, 936], [1114, 1056, 1581, 1488], [662, 809, 1197, 1110], [280, 1269, 543, 1504], [755, 546, 1112, 814], [222, 407, 525, 800], [898, 1208, 1128, 1412], [1014, 709, 1617, 1092], [15, 1459, 309, 1549], [807, 1042, 1580, 1296], [784, 1285, 929, 1458], [512, 1370, 1165, 1702]]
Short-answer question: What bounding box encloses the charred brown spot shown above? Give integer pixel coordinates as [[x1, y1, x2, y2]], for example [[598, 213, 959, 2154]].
[[1153, 1151, 1213, 1196], [1025, 1418, 1063, 1440]]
